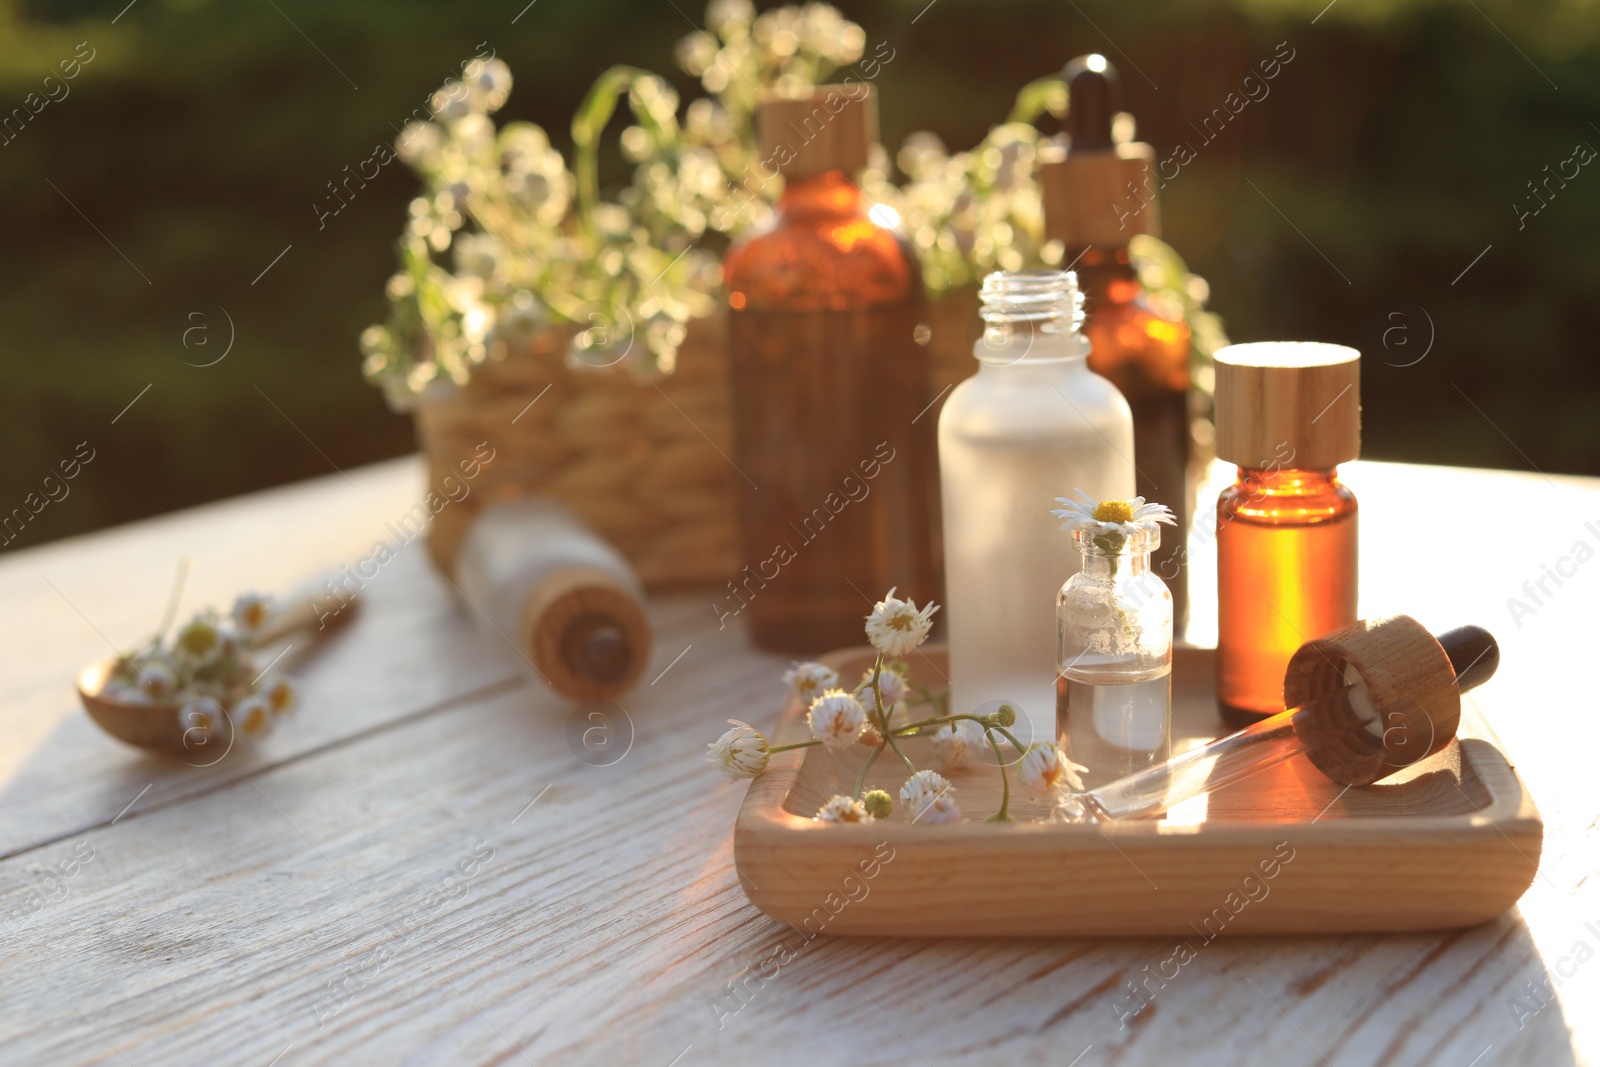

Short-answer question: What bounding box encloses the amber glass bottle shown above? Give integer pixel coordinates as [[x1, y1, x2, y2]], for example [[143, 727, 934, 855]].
[[1039, 56, 1195, 632], [1213, 343, 1361, 727], [1217, 468, 1358, 725], [723, 86, 938, 652]]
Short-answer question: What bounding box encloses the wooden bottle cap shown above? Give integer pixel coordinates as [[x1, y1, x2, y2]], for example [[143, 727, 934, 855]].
[[1038, 141, 1161, 247], [1284, 615, 1461, 786], [519, 566, 652, 702], [756, 85, 875, 180], [1214, 342, 1361, 470]]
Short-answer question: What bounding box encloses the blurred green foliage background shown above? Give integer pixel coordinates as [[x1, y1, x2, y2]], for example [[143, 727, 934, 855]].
[[2, 0, 1597, 552]]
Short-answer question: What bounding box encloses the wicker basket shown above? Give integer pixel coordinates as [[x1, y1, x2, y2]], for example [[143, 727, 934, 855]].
[[417, 292, 981, 589]]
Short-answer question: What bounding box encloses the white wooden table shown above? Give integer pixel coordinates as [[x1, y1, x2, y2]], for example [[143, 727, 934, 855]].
[[2, 455, 1595, 1066]]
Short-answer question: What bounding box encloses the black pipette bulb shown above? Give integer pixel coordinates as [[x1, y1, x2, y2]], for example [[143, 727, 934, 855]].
[[1437, 625, 1500, 693], [1063, 54, 1117, 151]]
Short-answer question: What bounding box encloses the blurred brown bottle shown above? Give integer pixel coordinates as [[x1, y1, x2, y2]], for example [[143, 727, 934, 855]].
[[1039, 56, 1196, 634], [722, 86, 940, 652]]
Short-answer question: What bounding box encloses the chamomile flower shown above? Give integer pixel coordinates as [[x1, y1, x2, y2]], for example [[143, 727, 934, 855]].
[[861, 789, 893, 819], [177, 697, 225, 750], [707, 719, 769, 780], [232, 695, 274, 739], [783, 662, 838, 705], [899, 769, 954, 822], [261, 675, 297, 716], [915, 793, 962, 824], [815, 794, 873, 824], [173, 612, 227, 668], [1017, 743, 1088, 796], [231, 594, 274, 642], [807, 689, 866, 751], [1050, 490, 1175, 546], [931, 718, 986, 771], [857, 664, 910, 710], [133, 658, 178, 702], [864, 588, 939, 658]]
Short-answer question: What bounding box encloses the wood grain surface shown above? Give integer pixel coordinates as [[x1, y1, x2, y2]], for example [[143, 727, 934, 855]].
[[1, 455, 1596, 1066]]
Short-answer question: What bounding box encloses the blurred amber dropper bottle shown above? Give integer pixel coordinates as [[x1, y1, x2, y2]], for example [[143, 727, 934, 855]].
[[722, 86, 940, 652], [1037, 55, 1196, 634], [1214, 342, 1360, 727]]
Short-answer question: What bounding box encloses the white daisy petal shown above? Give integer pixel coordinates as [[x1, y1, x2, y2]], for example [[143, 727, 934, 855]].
[[782, 662, 839, 705], [1017, 743, 1089, 796], [864, 588, 939, 658], [707, 719, 770, 780], [916, 793, 962, 824], [177, 697, 226, 751], [899, 769, 956, 822], [931, 718, 986, 771], [231, 593, 275, 641], [815, 794, 874, 823], [232, 695, 274, 739], [807, 689, 866, 751], [856, 665, 910, 710]]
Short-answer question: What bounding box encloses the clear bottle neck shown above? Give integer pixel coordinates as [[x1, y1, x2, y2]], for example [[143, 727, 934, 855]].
[[1078, 544, 1152, 579], [1074, 525, 1159, 580], [974, 269, 1090, 365]]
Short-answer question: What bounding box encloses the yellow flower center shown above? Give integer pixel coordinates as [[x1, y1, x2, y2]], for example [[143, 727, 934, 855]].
[[180, 627, 217, 655], [1093, 500, 1135, 524]]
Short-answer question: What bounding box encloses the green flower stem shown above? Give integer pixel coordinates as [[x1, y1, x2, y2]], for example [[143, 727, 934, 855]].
[[995, 727, 1030, 755], [868, 655, 886, 723], [768, 740, 822, 753], [154, 557, 191, 645], [891, 713, 1029, 755], [894, 713, 982, 731], [854, 743, 885, 800], [872, 655, 917, 775], [571, 65, 653, 243], [884, 731, 917, 774], [986, 729, 1013, 823]]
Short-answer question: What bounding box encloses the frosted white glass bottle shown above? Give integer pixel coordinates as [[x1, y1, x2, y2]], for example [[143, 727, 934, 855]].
[[938, 270, 1135, 741]]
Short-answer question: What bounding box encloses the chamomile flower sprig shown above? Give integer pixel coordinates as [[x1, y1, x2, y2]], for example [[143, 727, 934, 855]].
[[705, 587, 1079, 824], [106, 565, 299, 753]]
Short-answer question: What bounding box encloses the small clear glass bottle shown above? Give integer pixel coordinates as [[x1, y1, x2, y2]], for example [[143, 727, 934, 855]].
[[1039, 55, 1196, 636], [939, 270, 1134, 740], [1056, 524, 1173, 789]]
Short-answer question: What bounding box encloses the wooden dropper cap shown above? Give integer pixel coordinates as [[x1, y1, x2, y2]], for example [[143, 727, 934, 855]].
[[756, 85, 875, 180], [1214, 342, 1361, 470], [453, 499, 652, 703], [519, 566, 651, 702], [1283, 615, 1498, 786], [1038, 55, 1160, 247]]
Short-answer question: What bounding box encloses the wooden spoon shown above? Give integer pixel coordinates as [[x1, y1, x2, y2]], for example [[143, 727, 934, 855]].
[[77, 593, 359, 756]]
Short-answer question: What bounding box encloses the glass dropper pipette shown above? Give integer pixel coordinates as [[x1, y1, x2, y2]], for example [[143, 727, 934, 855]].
[[1065, 622, 1499, 822]]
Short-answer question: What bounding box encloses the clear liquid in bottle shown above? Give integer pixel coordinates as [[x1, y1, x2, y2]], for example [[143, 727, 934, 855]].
[[1057, 664, 1172, 790]]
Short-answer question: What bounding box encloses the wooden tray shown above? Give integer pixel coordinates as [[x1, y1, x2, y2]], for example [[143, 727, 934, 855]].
[[734, 644, 1542, 937]]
